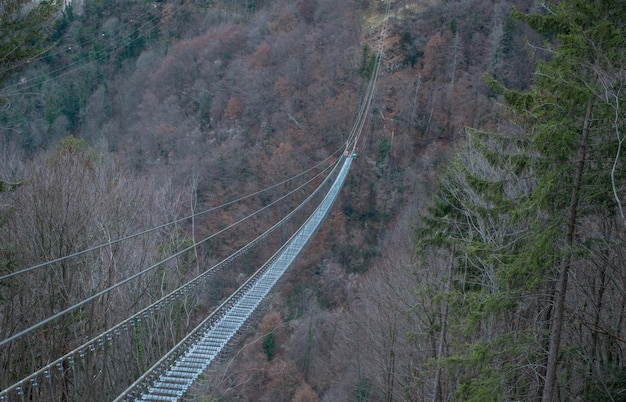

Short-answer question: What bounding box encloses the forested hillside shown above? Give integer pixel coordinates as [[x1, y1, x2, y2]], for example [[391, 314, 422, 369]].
[[1, 0, 624, 400]]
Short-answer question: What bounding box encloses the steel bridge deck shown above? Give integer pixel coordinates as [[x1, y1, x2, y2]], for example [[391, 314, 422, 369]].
[[132, 157, 352, 401]]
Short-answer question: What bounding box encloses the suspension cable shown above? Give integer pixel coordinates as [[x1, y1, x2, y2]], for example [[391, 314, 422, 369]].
[[0, 147, 342, 282], [0, 156, 340, 349], [344, 0, 390, 154]]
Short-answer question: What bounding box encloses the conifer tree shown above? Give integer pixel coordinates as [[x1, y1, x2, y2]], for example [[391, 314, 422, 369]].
[[506, 2, 626, 399], [414, 0, 626, 400], [414, 128, 540, 400]]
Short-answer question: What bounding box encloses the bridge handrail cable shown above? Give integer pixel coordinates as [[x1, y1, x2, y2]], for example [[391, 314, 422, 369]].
[[0, 156, 342, 400], [116, 157, 352, 401], [0, 148, 341, 282]]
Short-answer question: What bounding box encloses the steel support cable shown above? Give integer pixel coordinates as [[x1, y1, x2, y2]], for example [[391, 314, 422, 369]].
[[341, 58, 374, 150], [0, 147, 342, 282], [121, 6, 389, 397], [115, 157, 352, 401], [1, 5, 387, 398], [343, 54, 378, 152], [113, 14, 385, 390], [0, 156, 344, 401], [344, 18, 383, 149], [0, 156, 339, 352], [344, 0, 390, 154], [344, 68, 377, 150], [358, 2, 389, 141]]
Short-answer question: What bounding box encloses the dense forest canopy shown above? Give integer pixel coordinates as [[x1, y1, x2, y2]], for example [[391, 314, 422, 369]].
[[1, 0, 625, 400]]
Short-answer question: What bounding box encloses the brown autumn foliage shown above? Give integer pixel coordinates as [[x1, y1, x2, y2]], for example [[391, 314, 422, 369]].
[[292, 382, 320, 402], [260, 311, 283, 335], [223, 96, 243, 120]]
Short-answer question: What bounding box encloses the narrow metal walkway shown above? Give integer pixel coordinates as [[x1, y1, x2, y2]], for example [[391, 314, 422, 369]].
[[118, 156, 353, 401]]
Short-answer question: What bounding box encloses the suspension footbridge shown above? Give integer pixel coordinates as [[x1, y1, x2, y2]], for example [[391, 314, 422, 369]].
[[0, 153, 352, 402], [118, 157, 352, 401], [0, 2, 389, 399]]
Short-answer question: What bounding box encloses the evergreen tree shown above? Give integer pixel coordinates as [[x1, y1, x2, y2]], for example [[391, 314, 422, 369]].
[[414, 0, 626, 400], [414, 129, 542, 401], [508, 2, 626, 399]]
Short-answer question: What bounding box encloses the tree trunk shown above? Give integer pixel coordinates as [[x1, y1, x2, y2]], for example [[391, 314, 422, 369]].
[[542, 100, 593, 402], [432, 248, 454, 402]]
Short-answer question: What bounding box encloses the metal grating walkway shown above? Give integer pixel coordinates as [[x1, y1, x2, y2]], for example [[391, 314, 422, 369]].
[[126, 157, 352, 402]]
